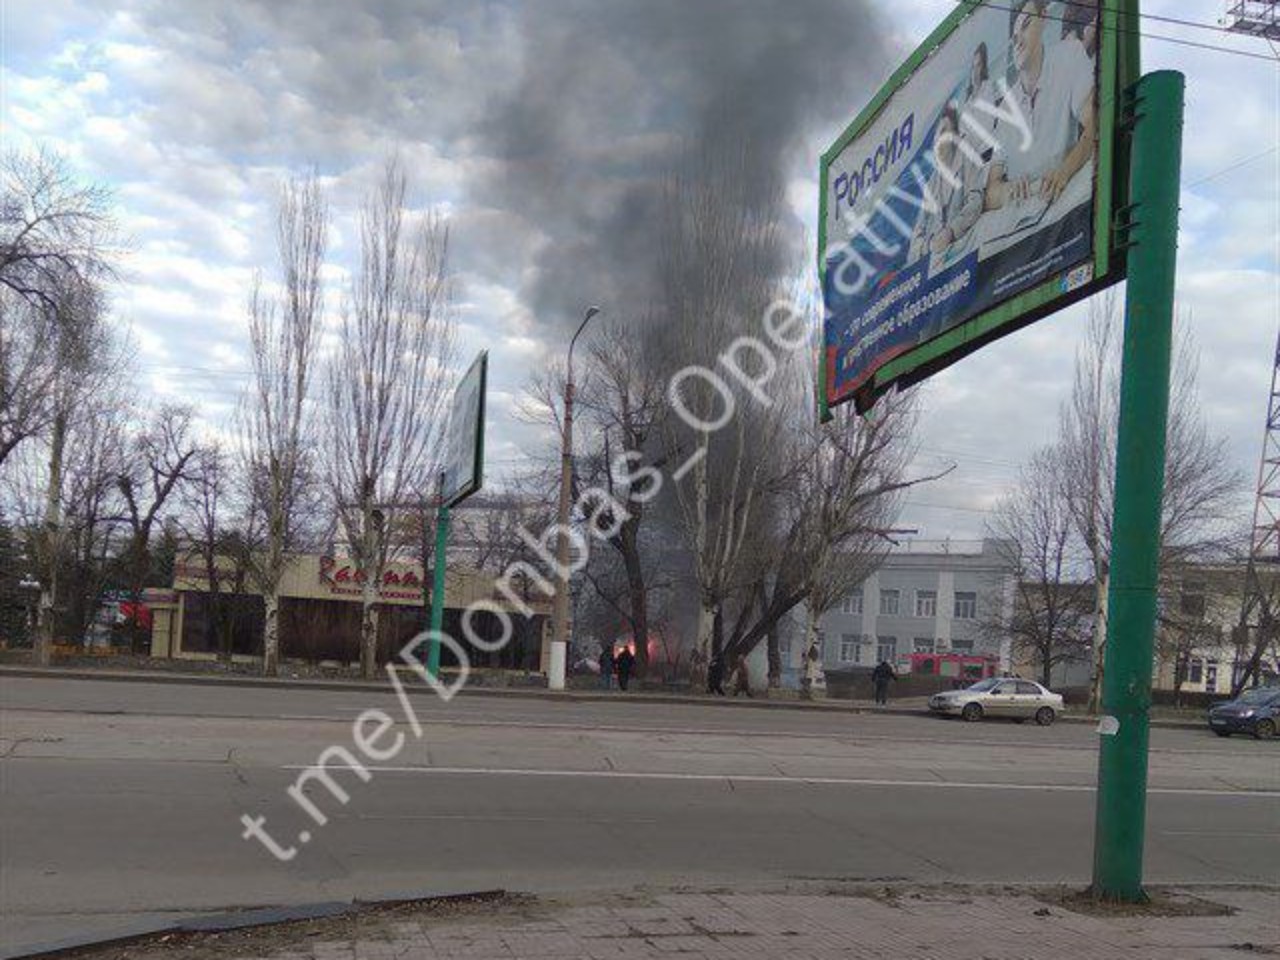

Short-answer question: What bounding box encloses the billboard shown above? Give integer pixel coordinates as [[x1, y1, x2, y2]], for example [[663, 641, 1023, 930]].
[[441, 350, 487, 507], [820, 0, 1133, 413]]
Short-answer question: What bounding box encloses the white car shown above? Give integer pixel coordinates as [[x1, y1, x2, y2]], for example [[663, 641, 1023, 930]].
[[929, 678, 1064, 725]]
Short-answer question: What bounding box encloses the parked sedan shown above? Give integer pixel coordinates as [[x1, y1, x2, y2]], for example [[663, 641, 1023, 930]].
[[1207, 687, 1280, 740], [929, 677, 1064, 725]]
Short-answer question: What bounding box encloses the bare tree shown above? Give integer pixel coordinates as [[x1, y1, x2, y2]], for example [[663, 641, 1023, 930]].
[[1059, 295, 1240, 710], [655, 146, 796, 673], [990, 448, 1092, 688], [1, 147, 117, 311], [572, 320, 669, 676], [773, 390, 921, 692], [175, 443, 263, 661], [5, 373, 131, 659], [117, 405, 199, 650], [325, 159, 455, 679], [24, 281, 123, 664], [239, 173, 328, 676], [0, 292, 59, 467]]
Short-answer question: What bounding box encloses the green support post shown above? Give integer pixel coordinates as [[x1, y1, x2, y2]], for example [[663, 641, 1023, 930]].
[[426, 501, 450, 679], [1091, 69, 1185, 902]]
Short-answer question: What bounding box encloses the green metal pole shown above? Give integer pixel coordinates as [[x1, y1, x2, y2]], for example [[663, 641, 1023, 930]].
[[426, 502, 449, 679], [1091, 69, 1185, 902]]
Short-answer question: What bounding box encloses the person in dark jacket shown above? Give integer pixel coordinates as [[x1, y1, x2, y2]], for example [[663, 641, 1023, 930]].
[[615, 646, 636, 691], [871, 660, 896, 705], [707, 652, 727, 696]]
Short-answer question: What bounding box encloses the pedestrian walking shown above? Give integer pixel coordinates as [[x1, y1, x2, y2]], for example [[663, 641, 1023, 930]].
[[707, 651, 726, 696], [872, 660, 896, 705], [599, 645, 614, 690], [615, 645, 635, 691]]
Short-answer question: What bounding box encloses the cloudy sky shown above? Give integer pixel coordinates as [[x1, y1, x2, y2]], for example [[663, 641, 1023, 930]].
[[3, 0, 1276, 540]]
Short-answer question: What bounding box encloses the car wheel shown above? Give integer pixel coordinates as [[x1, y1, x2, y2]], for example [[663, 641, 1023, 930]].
[[1213, 729, 1232, 738], [961, 702, 983, 722], [1035, 706, 1056, 727], [1254, 718, 1276, 741]]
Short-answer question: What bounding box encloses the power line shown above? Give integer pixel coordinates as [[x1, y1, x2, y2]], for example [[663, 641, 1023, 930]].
[[1184, 146, 1280, 188], [904, 499, 1000, 515], [1048, 0, 1241, 36], [957, 0, 1280, 62]]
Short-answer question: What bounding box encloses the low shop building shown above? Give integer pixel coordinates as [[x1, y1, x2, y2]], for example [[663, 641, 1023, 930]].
[[149, 552, 552, 671]]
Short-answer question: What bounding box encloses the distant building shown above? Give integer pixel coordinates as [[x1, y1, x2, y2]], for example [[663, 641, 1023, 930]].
[[1010, 562, 1280, 697], [149, 550, 552, 672], [773, 539, 1017, 690], [1152, 563, 1280, 696]]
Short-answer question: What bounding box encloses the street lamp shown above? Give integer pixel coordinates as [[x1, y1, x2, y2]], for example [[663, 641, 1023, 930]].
[[548, 305, 601, 691]]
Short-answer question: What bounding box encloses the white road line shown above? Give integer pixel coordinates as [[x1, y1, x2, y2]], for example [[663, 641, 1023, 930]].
[[279, 764, 1280, 798]]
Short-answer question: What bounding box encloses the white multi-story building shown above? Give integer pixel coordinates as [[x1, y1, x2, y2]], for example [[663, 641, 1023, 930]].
[[771, 539, 1017, 689]]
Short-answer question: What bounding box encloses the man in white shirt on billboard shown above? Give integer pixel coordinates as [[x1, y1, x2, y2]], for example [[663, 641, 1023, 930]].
[[985, 0, 1096, 212]]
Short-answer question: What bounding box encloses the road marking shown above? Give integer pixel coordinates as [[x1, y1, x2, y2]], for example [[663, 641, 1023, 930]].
[[280, 765, 1280, 798], [3, 707, 1238, 757], [1160, 830, 1280, 838]]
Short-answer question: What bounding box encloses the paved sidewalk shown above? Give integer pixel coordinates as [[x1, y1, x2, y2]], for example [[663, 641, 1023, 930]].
[[0, 664, 1206, 728], [60, 887, 1278, 960]]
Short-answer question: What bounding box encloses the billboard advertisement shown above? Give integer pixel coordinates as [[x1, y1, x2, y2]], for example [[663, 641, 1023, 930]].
[[441, 350, 487, 507], [820, 0, 1131, 413]]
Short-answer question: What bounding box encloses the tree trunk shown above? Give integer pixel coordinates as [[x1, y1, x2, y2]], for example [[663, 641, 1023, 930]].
[[695, 603, 714, 661], [1040, 651, 1052, 689], [621, 526, 649, 676], [766, 621, 781, 690], [263, 589, 280, 675], [800, 603, 820, 700], [1088, 566, 1109, 714], [35, 410, 67, 666], [360, 577, 379, 679], [1172, 653, 1186, 707]]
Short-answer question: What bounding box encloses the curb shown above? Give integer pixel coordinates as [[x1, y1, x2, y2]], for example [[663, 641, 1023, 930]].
[[0, 665, 1209, 730], [1, 890, 507, 960]]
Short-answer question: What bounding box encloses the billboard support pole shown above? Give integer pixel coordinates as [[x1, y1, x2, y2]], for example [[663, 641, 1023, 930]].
[[1090, 69, 1185, 903], [427, 481, 449, 680]]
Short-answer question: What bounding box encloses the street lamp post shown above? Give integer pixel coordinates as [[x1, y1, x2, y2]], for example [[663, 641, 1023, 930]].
[[548, 305, 600, 691]]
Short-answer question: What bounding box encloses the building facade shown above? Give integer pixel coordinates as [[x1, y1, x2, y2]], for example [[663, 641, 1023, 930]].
[[769, 539, 1017, 689], [149, 551, 553, 672]]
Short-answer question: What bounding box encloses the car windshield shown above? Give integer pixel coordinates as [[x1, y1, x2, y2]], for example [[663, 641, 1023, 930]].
[[1237, 687, 1279, 706], [965, 678, 1000, 692]]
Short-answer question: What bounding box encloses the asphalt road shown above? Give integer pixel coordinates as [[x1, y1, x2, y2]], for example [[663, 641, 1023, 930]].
[[2, 675, 1277, 956]]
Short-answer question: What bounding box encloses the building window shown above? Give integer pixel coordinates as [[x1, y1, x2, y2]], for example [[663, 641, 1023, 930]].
[[1180, 581, 1206, 620], [841, 591, 863, 615], [915, 590, 937, 618], [876, 636, 897, 663], [954, 591, 977, 620], [840, 634, 860, 663], [1188, 657, 1203, 684], [880, 589, 900, 616], [1205, 660, 1219, 692], [951, 638, 974, 652], [913, 637, 935, 653]]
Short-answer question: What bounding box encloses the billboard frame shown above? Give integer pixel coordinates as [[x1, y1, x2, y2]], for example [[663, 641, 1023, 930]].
[[818, 0, 1139, 416], [441, 349, 488, 508]]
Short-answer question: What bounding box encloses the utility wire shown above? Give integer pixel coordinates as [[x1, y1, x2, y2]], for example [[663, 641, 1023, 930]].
[[957, 0, 1280, 62], [1184, 146, 1280, 188], [1044, 0, 1251, 36]]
